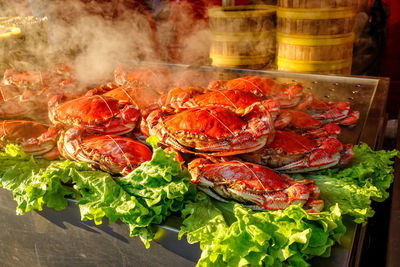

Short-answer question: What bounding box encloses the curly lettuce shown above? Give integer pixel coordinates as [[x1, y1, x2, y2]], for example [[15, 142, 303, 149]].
[[116, 137, 196, 247], [179, 192, 346, 267], [0, 140, 196, 248], [295, 143, 400, 224], [0, 145, 74, 214]]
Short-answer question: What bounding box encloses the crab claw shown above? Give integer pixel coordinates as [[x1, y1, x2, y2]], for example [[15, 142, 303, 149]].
[[339, 110, 360, 126], [263, 99, 280, 120], [304, 200, 325, 213], [302, 123, 342, 139], [311, 101, 353, 124], [338, 144, 354, 166], [286, 182, 310, 205], [21, 125, 60, 160]]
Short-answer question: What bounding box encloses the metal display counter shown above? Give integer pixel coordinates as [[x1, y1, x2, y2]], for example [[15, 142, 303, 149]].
[[386, 112, 400, 267], [0, 66, 390, 266]]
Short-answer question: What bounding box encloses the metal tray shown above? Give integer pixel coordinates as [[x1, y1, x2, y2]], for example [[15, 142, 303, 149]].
[[0, 65, 389, 266]]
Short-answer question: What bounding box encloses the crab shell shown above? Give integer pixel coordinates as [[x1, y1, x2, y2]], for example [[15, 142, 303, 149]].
[[145, 105, 275, 156], [241, 130, 348, 172], [103, 84, 161, 116], [0, 84, 24, 102], [49, 95, 140, 135], [188, 158, 324, 212], [208, 76, 304, 108], [2, 65, 74, 90], [2, 69, 45, 90], [0, 120, 59, 159], [58, 128, 152, 175], [164, 88, 280, 119]]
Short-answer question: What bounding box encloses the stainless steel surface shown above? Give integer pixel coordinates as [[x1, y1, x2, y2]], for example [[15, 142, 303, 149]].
[[0, 190, 197, 266], [386, 113, 400, 267], [0, 64, 389, 266]]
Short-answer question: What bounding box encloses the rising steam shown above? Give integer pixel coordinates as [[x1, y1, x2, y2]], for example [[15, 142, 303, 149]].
[[2, 0, 212, 85]]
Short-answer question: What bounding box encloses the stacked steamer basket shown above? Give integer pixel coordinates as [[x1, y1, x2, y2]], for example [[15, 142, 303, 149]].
[[208, 5, 276, 69], [276, 0, 358, 75]]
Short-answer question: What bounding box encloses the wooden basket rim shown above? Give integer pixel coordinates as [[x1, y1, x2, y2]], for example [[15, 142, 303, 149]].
[[277, 56, 352, 71], [276, 32, 355, 46], [277, 6, 357, 19], [208, 5, 276, 18]]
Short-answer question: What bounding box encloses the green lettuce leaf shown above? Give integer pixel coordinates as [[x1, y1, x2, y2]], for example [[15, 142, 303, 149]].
[[294, 143, 400, 224], [0, 145, 74, 214], [179, 192, 346, 267], [116, 137, 196, 247]]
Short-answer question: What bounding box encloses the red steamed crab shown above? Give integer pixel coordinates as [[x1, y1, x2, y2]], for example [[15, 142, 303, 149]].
[[58, 128, 152, 175], [0, 120, 59, 160], [0, 65, 82, 122], [144, 105, 275, 156], [241, 130, 354, 173], [163, 88, 280, 119], [296, 96, 359, 126], [49, 95, 140, 135], [189, 158, 324, 212], [208, 76, 304, 108], [85, 82, 161, 116], [1, 64, 74, 89]]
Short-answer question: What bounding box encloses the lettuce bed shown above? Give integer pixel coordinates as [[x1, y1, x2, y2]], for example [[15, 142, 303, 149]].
[[0, 142, 398, 266], [0, 140, 195, 248], [294, 143, 400, 224]]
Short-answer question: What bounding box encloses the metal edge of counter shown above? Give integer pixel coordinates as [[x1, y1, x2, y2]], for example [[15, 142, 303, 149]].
[[348, 77, 390, 267], [386, 108, 400, 267]]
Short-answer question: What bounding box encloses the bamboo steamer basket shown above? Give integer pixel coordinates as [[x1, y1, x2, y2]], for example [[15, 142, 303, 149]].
[[276, 0, 358, 74], [208, 5, 276, 69]]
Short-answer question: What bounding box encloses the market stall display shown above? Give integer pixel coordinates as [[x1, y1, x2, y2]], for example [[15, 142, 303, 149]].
[[0, 63, 396, 266]]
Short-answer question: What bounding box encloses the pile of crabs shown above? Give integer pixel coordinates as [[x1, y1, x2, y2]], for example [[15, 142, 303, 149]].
[[0, 64, 359, 213]]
